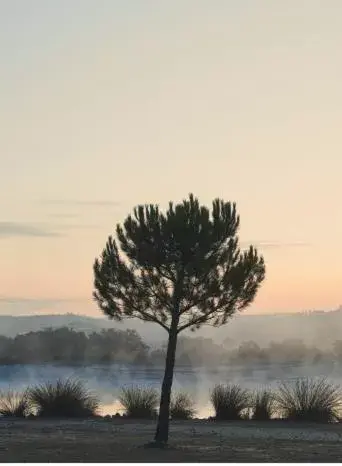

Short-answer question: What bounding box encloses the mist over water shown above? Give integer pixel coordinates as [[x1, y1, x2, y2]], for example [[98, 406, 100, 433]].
[[1, 361, 341, 418], [0, 311, 341, 417]]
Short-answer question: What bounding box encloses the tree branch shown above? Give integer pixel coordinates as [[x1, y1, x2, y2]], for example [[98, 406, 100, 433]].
[[123, 299, 170, 333], [125, 312, 170, 333], [177, 310, 217, 333]]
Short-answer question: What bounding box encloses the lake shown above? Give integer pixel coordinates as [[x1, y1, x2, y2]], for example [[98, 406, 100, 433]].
[[0, 362, 340, 417]]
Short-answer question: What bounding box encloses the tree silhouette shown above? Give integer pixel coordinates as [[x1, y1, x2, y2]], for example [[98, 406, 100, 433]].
[[93, 193, 265, 445]]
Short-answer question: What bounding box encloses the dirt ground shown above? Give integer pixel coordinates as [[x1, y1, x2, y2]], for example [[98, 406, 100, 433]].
[[1, 418, 342, 462]]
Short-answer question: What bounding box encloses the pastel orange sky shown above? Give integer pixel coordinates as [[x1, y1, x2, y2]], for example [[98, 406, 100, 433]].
[[1, 0, 341, 317]]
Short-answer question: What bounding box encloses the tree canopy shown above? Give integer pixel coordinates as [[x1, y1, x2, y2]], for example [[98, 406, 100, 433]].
[[93, 194, 265, 333]]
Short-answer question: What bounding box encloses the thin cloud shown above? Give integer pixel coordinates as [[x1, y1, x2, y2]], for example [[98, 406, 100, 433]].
[[241, 240, 310, 249], [0, 296, 89, 313], [0, 297, 87, 305], [40, 199, 122, 207], [51, 223, 100, 231], [0, 220, 101, 239], [46, 213, 80, 219], [0, 222, 61, 238]]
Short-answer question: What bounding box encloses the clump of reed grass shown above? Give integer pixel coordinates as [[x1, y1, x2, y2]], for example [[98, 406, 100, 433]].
[[275, 378, 342, 423], [28, 378, 99, 418], [170, 392, 196, 420], [119, 386, 158, 419], [251, 389, 275, 421], [210, 384, 251, 420], [0, 390, 31, 417]]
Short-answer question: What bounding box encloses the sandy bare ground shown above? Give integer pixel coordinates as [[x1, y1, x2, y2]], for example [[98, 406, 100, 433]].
[[1, 418, 342, 462]]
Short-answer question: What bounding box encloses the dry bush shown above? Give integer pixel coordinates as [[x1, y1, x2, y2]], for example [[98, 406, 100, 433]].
[[170, 392, 196, 420], [275, 378, 342, 423], [0, 390, 31, 417], [119, 386, 158, 419], [211, 384, 251, 420], [28, 378, 99, 418]]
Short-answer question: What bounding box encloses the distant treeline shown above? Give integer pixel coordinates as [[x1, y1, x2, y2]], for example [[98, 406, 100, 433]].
[[0, 327, 341, 366]]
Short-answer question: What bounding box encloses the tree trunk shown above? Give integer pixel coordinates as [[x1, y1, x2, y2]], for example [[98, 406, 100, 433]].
[[154, 318, 178, 444]]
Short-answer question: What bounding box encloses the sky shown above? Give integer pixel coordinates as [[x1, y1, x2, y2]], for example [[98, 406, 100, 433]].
[[1, 0, 341, 318]]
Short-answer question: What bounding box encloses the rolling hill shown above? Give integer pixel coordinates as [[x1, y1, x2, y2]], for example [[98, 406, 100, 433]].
[[0, 307, 341, 348]]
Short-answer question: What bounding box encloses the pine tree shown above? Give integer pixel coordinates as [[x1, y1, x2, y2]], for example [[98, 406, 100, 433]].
[[93, 193, 265, 445]]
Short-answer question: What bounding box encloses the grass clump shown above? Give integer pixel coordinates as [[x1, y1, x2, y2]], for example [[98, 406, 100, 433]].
[[0, 390, 31, 417], [170, 392, 196, 420], [210, 384, 251, 420], [275, 378, 342, 423], [251, 389, 275, 421], [28, 378, 99, 418], [119, 386, 158, 419]]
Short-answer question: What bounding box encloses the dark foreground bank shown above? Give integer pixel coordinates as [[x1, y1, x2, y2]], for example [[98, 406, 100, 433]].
[[0, 418, 342, 462]]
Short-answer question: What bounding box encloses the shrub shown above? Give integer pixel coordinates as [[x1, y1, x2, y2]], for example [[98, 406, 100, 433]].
[[170, 392, 196, 420], [119, 386, 158, 419], [28, 378, 99, 418], [0, 390, 31, 417], [251, 389, 275, 421], [275, 378, 342, 423], [210, 384, 251, 420]]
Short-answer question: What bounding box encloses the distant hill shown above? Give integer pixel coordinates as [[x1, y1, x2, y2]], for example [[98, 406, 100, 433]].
[[0, 307, 341, 348], [0, 314, 117, 337]]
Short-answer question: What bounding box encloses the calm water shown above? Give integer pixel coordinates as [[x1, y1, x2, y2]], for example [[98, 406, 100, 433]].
[[0, 362, 340, 417]]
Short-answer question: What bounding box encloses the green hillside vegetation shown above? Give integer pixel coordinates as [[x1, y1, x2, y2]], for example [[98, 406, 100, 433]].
[[0, 326, 341, 366]]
